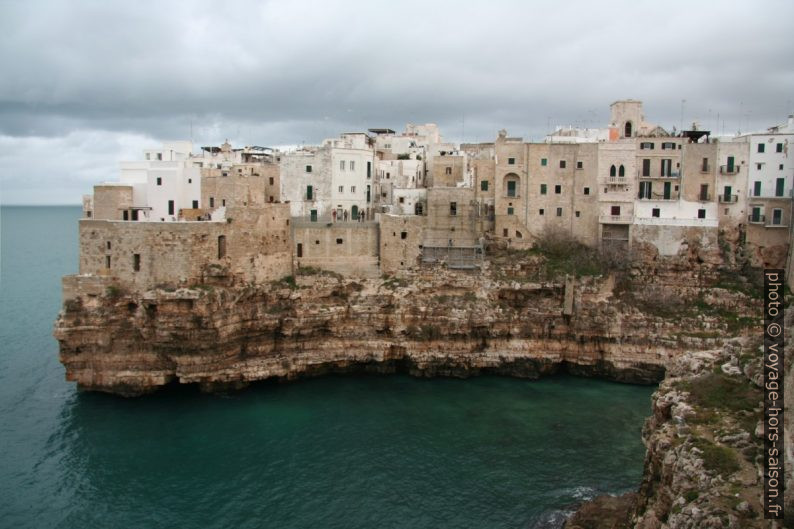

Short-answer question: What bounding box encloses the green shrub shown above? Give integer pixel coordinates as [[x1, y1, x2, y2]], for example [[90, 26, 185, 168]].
[[691, 437, 741, 476]]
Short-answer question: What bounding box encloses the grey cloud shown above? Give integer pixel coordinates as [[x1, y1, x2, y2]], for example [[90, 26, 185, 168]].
[[0, 0, 792, 203]]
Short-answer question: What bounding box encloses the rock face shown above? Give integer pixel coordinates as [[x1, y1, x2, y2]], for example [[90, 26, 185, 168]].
[[55, 269, 678, 396]]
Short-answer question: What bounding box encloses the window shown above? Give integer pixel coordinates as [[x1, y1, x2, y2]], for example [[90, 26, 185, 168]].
[[661, 159, 672, 177], [611, 206, 621, 216], [217, 235, 226, 258], [145, 153, 151, 160], [702, 157, 709, 172], [575, 211, 580, 217], [776, 143, 784, 153], [450, 202, 457, 216], [610, 165, 616, 177], [756, 163, 763, 170], [192, 200, 199, 209], [541, 158, 547, 166], [753, 181, 762, 196], [640, 142, 654, 150], [401, 232, 407, 239], [776, 178, 785, 197], [780, 164, 784, 170], [772, 208, 783, 225], [699, 184, 709, 201], [642, 159, 650, 177], [697, 209, 706, 219], [305, 165, 312, 173], [758, 143, 765, 153], [540, 184, 547, 195], [559, 160, 566, 169], [652, 208, 660, 218], [399, 197, 404, 203], [188, 178, 192, 184], [619, 165, 625, 177], [106, 241, 112, 250], [336, 238, 343, 244], [367, 161, 371, 179], [310, 209, 317, 222], [507, 207, 514, 215], [576, 161, 583, 169], [727, 156, 735, 172], [168, 200, 174, 216], [554, 184, 561, 194], [209, 197, 215, 208], [156, 177, 162, 186], [508, 157, 515, 165], [539, 209, 544, 215], [624, 122, 632, 137], [222, 199, 226, 206], [507, 180, 517, 197], [351, 186, 356, 193], [661, 142, 675, 150], [639, 181, 652, 199], [296, 243, 302, 258], [306, 185, 313, 200], [481, 180, 488, 191], [133, 254, 140, 272], [105, 255, 111, 269], [338, 186, 344, 193], [751, 207, 762, 222], [350, 161, 355, 171], [340, 160, 346, 170], [556, 207, 562, 217], [123, 210, 129, 221], [269, 177, 274, 185], [445, 167, 452, 175], [156, 153, 162, 160], [583, 187, 590, 195]]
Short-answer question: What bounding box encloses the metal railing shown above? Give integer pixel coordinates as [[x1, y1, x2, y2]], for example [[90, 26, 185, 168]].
[[748, 214, 766, 224], [697, 194, 712, 202], [718, 194, 738, 204], [599, 214, 633, 224], [637, 170, 680, 179], [719, 165, 739, 175]]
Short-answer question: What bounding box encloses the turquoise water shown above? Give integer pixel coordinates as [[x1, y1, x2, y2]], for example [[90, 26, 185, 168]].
[[0, 206, 655, 529]]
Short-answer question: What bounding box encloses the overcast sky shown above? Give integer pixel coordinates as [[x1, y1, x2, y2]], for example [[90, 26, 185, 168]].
[[1, 0, 792, 204]]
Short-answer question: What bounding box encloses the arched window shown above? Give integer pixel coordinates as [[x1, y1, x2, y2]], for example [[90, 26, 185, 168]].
[[609, 165, 616, 177], [624, 121, 632, 138], [618, 165, 625, 177]]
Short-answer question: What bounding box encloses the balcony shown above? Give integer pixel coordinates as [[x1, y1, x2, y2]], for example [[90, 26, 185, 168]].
[[748, 214, 766, 224], [718, 194, 738, 204], [638, 192, 678, 201], [697, 194, 712, 202], [599, 214, 633, 224], [605, 176, 629, 185], [719, 165, 739, 175], [700, 164, 711, 173], [637, 170, 680, 179]]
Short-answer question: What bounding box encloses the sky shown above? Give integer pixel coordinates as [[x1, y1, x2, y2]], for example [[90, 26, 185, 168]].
[[0, 0, 793, 204]]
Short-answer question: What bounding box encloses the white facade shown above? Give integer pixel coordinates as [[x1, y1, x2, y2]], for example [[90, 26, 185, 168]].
[[744, 131, 793, 199], [117, 141, 201, 221]]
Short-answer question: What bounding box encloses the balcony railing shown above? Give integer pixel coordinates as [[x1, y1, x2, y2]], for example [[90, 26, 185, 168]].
[[638, 192, 677, 201], [719, 165, 739, 175], [605, 176, 628, 185], [637, 170, 680, 179], [599, 214, 633, 224], [748, 214, 766, 224], [718, 194, 738, 204], [697, 194, 712, 202], [700, 164, 711, 173]]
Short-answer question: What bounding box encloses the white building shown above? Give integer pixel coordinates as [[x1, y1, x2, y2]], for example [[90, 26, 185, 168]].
[[117, 141, 201, 221], [744, 116, 794, 226]]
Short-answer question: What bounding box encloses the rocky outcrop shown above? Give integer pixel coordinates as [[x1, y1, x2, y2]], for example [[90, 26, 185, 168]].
[[55, 268, 687, 396]]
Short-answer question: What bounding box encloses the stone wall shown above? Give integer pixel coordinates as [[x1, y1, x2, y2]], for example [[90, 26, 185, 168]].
[[93, 185, 133, 221], [380, 214, 427, 273], [78, 204, 292, 290], [292, 221, 379, 277], [201, 162, 280, 209]]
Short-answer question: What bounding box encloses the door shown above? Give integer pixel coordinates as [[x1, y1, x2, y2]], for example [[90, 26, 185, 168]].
[[507, 180, 516, 197], [306, 185, 313, 200], [727, 156, 735, 172], [776, 178, 785, 197], [723, 186, 732, 202], [297, 243, 303, 258], [351, 205, 359, 220], [773, 209, 782, 225], [310, 209, 317, 222], [663, 181, 671, 200]]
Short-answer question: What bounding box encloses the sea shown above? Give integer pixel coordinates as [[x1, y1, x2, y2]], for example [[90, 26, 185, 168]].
[[0, 205, 655, 529]]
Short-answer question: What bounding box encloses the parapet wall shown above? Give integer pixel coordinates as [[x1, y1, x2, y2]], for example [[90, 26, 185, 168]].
[[292, 221, 379, 277], [78, 204, 292, 290]]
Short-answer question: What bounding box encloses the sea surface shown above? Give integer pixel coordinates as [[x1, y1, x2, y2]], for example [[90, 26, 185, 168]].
[[0, 205, 655, 529]]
